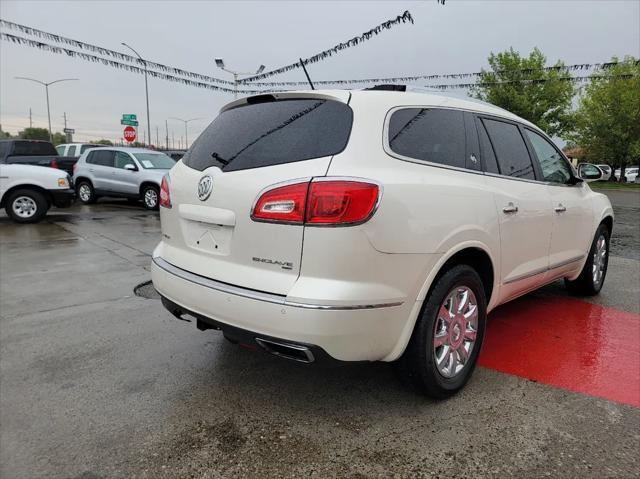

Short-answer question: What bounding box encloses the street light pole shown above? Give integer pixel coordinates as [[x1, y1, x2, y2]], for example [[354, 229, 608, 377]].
[[15, 77, 78, 142], [121, 42, 151, 149], [214, 59, 265, 99], [169, 117, 203, 149]]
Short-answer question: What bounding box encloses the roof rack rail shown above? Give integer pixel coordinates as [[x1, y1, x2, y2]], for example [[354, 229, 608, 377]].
[[364, 84, 407, 92]]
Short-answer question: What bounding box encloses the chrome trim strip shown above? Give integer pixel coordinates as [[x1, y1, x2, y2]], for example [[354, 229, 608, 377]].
[[153, 257, 403, 310], [503, 255, 585, 285]]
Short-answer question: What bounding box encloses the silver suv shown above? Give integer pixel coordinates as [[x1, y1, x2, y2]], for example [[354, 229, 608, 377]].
[[73, 147, 175, 209]]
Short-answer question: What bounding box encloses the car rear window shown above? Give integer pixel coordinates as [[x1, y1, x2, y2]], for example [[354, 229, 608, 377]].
[[183, 98, 353, 172], [11, 141, 58, 156]]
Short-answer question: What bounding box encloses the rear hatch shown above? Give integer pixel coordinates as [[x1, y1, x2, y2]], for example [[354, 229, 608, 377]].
[[161, 92, 352, 295]]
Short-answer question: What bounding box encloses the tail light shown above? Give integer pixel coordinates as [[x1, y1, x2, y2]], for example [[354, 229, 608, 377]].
[[251, 179, 379, 226], [160, 175, 172, 208], [72, 162, 78, 174], [50, 159, 59, 169]]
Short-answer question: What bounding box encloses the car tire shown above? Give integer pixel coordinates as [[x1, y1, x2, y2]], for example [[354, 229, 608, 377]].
[[565, 224, 610, 296], [397, 264, 487, 399], [5, 188, 49, 224], [142, 185, 159, 210], [77, 181, 97, 204]]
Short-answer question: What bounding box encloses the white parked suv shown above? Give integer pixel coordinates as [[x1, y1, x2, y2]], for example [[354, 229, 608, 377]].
[[0, 164, 75, 223], [151, 90, 613, 398]]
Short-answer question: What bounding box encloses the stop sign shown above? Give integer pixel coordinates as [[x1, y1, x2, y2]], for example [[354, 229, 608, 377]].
[[123, 126, 137, 143]]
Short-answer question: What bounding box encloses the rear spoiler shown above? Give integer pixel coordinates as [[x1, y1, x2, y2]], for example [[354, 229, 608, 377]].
[[220, 91, 351, 113]]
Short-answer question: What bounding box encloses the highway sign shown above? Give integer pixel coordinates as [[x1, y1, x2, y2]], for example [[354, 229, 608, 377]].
[[120, 119, 139, 126], [122, 114, 137, 121], [63, 128, 75, 134], [124, 126, 137, 142]]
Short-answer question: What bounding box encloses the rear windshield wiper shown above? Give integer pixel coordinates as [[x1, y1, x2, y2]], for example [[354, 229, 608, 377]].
[[211, 152, 229, 166]]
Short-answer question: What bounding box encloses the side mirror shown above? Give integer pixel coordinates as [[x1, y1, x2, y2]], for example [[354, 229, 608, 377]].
[[577, 163, 603, 182], [124, 164, 137, 171]]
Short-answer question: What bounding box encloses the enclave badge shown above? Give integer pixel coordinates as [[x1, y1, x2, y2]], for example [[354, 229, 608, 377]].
[[197, 176, 213, 201]]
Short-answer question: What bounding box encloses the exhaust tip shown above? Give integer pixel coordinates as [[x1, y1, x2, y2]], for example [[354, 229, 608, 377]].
[[255, 338, 315, 364]]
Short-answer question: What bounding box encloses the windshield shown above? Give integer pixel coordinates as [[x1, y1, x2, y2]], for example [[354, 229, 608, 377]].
[[132, 152, 175, 169]]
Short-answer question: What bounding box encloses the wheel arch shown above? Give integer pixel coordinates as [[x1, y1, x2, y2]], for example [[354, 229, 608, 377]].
[[139, 181, 160, 197], [0, 184, 52, 209], [74, 176, 93, 188], [382, 241, 497, 362]]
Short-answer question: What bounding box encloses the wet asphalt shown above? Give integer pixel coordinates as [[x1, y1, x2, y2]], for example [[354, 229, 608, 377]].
[[0, 189, 639, 479]]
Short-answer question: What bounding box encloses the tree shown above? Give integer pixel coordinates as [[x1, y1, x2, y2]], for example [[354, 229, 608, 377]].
[[0, 125, 12, 138], [18, 127, 50, 141], [51, 132, 66, 146], [570, 56, 640, 179], [92, 139, 113, 146], [472, 47, 575, 137]]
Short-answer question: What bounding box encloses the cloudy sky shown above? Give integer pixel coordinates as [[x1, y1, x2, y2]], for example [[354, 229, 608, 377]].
[[1, 0, 638, 146]]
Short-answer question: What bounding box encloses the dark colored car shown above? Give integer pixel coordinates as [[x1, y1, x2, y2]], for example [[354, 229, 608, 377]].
[[0, 139, 78, 175]]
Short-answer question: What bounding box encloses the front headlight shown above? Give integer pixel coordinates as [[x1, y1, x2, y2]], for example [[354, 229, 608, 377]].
[[57, 177, 69, 188]]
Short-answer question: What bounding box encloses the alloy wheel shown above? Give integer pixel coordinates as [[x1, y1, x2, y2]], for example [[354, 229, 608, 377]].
[[592, 234, 607, 286], [432, 286, 479, 379]]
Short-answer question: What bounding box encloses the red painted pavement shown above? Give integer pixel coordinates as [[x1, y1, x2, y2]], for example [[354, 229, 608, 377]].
[[479, 295, 640, 407]]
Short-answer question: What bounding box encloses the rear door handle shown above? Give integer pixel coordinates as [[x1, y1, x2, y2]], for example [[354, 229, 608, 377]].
[[554, 204, 567, 213], [503, 203, 518, 214]]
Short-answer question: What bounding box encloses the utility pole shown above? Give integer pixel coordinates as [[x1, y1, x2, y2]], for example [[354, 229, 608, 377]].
[[214, 58, 265, 99], [172, 131, 175, 149], [156, 125, 159, 149], [29, 108, 32, 128], [169, 117, 203, 149], [165, 119, 169, 150], [15, 77, 78, 142], [121, 42, 151, 151]]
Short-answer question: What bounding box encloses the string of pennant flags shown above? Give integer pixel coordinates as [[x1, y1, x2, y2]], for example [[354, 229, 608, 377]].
[[237, 10, 415, 83], [0, 18, 234, 86], [1, 18, 637, 96], [238, 61, 640, 87], [0, 33, 274, 95]]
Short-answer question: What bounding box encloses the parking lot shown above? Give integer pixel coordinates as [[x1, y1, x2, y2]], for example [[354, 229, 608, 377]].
[[1, 189, 639, 478]]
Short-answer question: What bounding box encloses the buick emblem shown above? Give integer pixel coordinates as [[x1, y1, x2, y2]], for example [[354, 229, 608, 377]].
[[197, 176, 213, 201]]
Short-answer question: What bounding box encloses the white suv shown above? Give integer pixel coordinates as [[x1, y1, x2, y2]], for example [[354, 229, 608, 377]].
[[151, 90, 613, 398]]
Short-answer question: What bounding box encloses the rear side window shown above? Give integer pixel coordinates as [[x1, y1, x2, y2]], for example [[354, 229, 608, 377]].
[[87, 150, 115, 167], [475, 119, 500, 174], [482, 119, 535, 180], [67, 145, 78, 157], [12, 141, 57, 156], [388, 108, 466, 168], [55, 145, 65, 155], [184, 99, 353, 172]]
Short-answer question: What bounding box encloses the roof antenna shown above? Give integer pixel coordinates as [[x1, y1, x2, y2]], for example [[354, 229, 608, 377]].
[[299, 58, 315, 90]]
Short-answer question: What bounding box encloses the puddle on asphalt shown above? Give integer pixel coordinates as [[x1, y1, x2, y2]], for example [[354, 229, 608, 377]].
[[133, 280, 160, 300]]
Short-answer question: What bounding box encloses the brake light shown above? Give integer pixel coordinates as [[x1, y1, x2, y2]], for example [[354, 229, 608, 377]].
[[72, 162, 78, 174], [251, 179, 379, 226], [160, 175, 172, 208], [50, 159, 59, 169], [251, 182, 309, 223], [306, 181, 379, 224]]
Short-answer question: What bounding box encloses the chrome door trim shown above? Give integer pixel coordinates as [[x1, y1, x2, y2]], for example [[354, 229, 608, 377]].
[[503, 255, 585, 285], [153, 257, 403, 310]]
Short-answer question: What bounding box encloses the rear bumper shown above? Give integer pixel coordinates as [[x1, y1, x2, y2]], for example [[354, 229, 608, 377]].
[[48, 188, 76, 208], [151, 256, 414, 362]]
